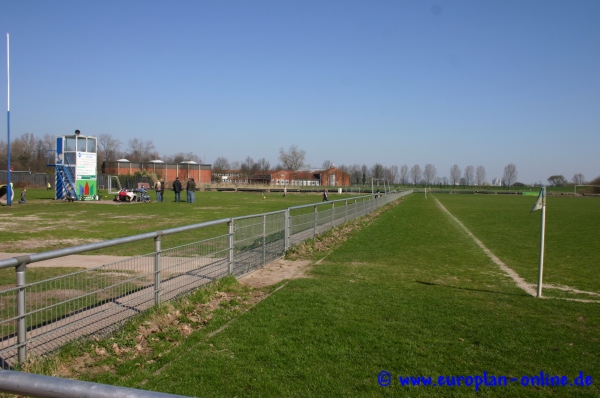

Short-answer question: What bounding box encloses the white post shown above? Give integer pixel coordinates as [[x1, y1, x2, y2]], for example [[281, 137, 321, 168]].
[[228, 219, 234, 275], [536, 187, 546, 298], [6, 33, 12, 206]]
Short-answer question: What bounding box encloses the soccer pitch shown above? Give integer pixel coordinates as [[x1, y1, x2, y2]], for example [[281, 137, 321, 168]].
[[434, 193, 599, 300], [42, 192, 598, 397]]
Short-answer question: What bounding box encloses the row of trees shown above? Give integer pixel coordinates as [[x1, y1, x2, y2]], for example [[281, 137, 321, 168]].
[[2, 134, 593, 188], [0, 134, 203, 173], [0, 134, 511, 187], [547, 174, 588, 186]]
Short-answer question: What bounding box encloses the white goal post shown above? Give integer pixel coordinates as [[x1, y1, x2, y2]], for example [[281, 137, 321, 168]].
[[574, 185, 600, 195]]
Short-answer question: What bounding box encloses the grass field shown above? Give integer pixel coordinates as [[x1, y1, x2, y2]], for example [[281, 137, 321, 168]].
[[25, 192, 598, 397], [0, 188, 358, 256], [434, 193, 600, 298]]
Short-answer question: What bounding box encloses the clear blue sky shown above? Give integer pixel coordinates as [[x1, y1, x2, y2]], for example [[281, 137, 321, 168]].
[[1, 0, 599, 184]]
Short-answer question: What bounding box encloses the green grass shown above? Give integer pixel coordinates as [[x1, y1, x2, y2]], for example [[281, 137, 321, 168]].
[[0, 188, 358, 256], [46, 193, 599, 397], [434, 193, 600, 296]]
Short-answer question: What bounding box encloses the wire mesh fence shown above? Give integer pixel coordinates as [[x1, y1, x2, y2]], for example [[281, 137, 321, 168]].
[[0, 190, 411, 366]]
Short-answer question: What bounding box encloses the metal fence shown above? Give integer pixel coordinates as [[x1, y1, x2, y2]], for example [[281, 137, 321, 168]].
[[0, 172, 153, 191], [0, 190, 411, 368]]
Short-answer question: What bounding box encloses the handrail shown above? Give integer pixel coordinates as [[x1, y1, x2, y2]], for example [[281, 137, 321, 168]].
[[287, 193, 374, 211], [0, 217, 232, 270], [0, 369, 191, 398]]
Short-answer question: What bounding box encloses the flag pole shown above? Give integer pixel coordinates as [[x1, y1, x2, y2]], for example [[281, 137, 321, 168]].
[[536, 187, 546, 297], [6, 33, 11, 206]]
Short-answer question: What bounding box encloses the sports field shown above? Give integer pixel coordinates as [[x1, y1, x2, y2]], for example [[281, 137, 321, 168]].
[[19, 192, 598, 397]]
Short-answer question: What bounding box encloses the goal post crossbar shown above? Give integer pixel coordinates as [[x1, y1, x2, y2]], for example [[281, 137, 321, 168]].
[[574, 185, 600, 195]]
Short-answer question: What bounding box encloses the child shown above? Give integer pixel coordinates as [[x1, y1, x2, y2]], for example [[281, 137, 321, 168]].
[[19, 188, 26, 204]]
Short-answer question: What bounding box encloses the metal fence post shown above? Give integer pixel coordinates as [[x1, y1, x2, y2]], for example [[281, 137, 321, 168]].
[[313, 205, 318, 238], [331, 202, 335, 228], [154, 234, 162, 306], [344, 199, 348, 223], [16, 263, 27, 364], [262, 214, 267, 266], [228, 218, 234, 275], [284, 208, 290, 251]]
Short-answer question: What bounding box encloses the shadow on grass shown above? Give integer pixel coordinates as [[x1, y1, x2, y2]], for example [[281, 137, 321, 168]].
[[415, 280, 529, 297]]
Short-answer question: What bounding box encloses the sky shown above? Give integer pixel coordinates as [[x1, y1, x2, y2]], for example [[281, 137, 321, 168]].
[[1, 0, 599, 184]]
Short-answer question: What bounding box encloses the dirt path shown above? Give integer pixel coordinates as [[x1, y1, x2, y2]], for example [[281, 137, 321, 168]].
[[238, 259, 312, 288]]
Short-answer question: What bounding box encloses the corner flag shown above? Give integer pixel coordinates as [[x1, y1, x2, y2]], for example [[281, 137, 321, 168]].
[[530, 190, 544, 213], [530, 187, 546, 298]]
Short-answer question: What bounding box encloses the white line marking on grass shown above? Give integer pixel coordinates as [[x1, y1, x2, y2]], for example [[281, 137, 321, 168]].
[[434, 198, 537, 297]]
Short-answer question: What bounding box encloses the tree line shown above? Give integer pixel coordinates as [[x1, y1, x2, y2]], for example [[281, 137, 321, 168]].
[[2, 133, 594, 188], [547, 174, 589, 186]]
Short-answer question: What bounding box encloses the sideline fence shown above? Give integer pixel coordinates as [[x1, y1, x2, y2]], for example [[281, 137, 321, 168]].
[[0, 190, 411, 368]]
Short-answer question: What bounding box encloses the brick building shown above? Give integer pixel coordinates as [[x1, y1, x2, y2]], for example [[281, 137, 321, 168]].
[[102, 160, 212, 186], [214, 167, 351, 187]]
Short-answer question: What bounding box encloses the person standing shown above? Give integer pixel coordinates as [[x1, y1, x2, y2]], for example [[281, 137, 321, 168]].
[[155, 179, 162, 202], [159, 179, 165, 202], [186, 178, 196, 203], [322, 189, 328, 202], [173, 177, 182, 202]]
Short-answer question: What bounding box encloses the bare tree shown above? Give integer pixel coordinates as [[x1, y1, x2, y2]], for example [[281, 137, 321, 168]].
[[410, 164, 422, 185], [181, 152, 201, 162], [503, 163, 518, 189], [127, 138, 155, 162], [278, 145, 306, 171], [387, 165, 399, 184], [0, 139, 7, 169], [423, 164, 437, 186], [463, 165, 475, 187], [322, 160, 332, 169], [230, 160, 241, 170], [164, 152, 201, 164], [547, 175, 567, 186], [31, 134, 53, 172], [11, 133, 37, 170], [371, 163, 385, 179], [98, 134, 122, 163], [572, 173, 585, 185], [400, 165, 409, 185], [256, 158, 271, 173], [476, 165, 486, 186], [350, 164, 362, 185], [241, 156, 257, 182], [213, 157, 230, 170], [450, 164, 461, 186], [212, 156, 230, 182], [361, 164, 369, 184], [165, 153, 186, 164]]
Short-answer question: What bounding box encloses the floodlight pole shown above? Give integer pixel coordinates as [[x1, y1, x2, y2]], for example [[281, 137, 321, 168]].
[[6, 33, 12, 206], [536, 187, 546, 298]]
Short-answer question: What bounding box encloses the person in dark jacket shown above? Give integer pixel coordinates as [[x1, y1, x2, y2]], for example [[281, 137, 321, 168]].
[[173, 177, 182, 202], [186, 178, 196, 203]]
